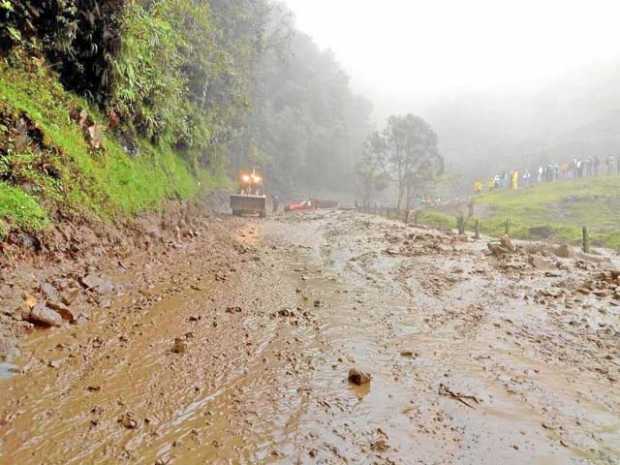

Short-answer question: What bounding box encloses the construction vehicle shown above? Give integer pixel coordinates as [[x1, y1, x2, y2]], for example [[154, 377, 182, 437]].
[[230, 169, 267, 217]]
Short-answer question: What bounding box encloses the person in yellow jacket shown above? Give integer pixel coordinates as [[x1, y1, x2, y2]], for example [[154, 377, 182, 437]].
[[473, 180, 483, 193], [511, 170, 519, 190]]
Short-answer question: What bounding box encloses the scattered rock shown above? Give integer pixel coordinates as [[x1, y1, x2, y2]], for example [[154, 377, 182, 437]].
[[555, 244, 575, 258], [277, 308, 293, 317], [487, 240, 513, 257], [26, 304, 63, 327], [118, 412, 138, 430], [61, 287, 81, 305], [529, 255, 555, 270], [79, 274, 114, 295], [348, 367, 371, 386], [371, 438, 390, 452], [500, 235, 515, 252], [172, 338, 187, 354], [46, 301, 76, 322], [23, 294, 38, 310], [40, 283, 59, 301]]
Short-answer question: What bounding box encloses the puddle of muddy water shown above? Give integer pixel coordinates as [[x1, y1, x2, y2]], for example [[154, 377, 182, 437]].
[[0, 362, 19, 380]]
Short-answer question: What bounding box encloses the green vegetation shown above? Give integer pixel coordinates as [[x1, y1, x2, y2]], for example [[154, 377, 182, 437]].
[[0, 60, 215, 233], [0, 1, 373, 239], [474, 177, 620, 250], [416, 210, 455, 231], [0, 182, 48, 238], [414, 177, 620, 250]]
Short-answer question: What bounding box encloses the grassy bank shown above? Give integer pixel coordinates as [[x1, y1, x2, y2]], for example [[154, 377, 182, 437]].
[[474, 177, 620, 250], [0, 62, 227, 238], [412, 177, 620, 250]]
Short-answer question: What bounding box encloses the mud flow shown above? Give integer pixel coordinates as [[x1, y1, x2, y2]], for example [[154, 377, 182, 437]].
[[1, 211, 619, 465]]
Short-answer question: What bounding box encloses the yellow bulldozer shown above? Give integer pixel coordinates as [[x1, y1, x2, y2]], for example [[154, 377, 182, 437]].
[[230, 169, 267, 217]]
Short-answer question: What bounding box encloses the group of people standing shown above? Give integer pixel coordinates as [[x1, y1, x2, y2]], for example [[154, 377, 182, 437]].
[[473, 155, 620, 193]]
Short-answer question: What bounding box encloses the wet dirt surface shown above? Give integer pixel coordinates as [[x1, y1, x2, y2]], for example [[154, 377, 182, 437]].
[[1, 211, 619, 465]]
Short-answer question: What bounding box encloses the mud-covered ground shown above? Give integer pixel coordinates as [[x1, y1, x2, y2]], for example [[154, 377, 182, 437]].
[[1, 210, 619, 465]]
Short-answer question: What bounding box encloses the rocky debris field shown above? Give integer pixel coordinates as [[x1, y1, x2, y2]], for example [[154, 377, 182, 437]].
[[1, 210, 619, 465]]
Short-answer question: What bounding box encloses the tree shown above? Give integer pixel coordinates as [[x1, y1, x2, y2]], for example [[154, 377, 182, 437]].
[[383, 114, 443, 210], [356, 131, 389, 206]]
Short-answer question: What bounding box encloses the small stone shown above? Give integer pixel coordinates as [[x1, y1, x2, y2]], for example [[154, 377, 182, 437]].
[[26, 304, 63, 327], [40, 283, 59, 301], [555, 244, 575, 258], [371, 438, 390, 452], [172, 338, 187, 354], [118, 412, 138, 430], [23, 294, 38, 310], [61, 287, 81, 305], [500, 235, 515, 252], [46, 301, 76, 322], [348, 367, 371, 385], [529, 256, 554, 270]]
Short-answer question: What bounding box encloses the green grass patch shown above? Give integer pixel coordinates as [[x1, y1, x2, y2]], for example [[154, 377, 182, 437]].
[[416, 210, 455, 230], [0, 182, 49, 237], [472, 177, 620, 249]]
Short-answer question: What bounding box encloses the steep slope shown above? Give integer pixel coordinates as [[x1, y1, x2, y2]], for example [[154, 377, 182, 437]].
[[0, 59, 225, 238]]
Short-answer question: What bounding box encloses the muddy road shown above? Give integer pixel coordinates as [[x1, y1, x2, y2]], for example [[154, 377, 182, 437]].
[[1, 211, 619, 465]]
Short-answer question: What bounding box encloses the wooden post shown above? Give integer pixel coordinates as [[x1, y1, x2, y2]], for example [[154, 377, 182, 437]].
[[468, 199, 475, 218], [457, 215, 465, 235], [474, 219, 480, 239], [582, 226, 590, 253]]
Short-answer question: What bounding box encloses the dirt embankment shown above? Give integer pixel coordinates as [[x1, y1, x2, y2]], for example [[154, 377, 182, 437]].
[[0, 193, 232, 365]]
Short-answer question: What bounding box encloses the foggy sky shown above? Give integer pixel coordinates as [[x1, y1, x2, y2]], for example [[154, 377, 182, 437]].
[[284, 0, 620, 103]]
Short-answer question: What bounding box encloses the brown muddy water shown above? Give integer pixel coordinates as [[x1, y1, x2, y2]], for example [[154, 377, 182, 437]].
[[1, 211, 619, 465]]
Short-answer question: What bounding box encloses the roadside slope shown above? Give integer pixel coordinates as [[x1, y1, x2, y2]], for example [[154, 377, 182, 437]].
[[0, 60, 225, 239]]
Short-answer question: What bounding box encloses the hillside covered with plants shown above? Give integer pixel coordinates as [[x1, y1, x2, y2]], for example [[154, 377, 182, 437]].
[[0, 0, 373, 236]]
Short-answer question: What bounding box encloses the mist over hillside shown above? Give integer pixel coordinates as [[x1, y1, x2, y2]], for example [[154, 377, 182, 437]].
[[366, 59, 620, 187]]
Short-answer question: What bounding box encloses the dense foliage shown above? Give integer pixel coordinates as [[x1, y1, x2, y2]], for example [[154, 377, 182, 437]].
[[245, 29, 374, 195], [1, 0, 374, 198], [0, 0, 125, 102]]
